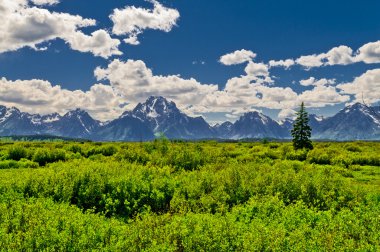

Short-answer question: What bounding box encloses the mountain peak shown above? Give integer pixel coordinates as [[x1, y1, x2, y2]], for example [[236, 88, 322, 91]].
[[241, 111, 270, 125], [344, 103, 368, 112], [8, 106, 21, 113], [64, 108, 89, 118], [146, 96, 175, 108], [146, 95, 167, 103], [339, 103, 380, 123], [133, 96, 179, 118]]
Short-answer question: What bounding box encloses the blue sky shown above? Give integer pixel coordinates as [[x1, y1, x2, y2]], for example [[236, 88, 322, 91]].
[[1, 0, 380, 122]]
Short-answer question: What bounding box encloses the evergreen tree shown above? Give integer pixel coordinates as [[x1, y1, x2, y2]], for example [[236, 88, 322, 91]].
[[291, 102, 313, 150]]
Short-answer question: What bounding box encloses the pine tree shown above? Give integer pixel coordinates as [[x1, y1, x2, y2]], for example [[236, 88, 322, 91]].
[[291, 102, 313, 150]]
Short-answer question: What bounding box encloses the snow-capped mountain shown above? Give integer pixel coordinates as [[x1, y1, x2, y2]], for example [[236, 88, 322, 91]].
[[120, 96, 216, 139], [228, 111, 289, 139], [314, 103, 380, 140], [0, 107, 99, 139], [92, 113, 154, 142], [213, 121, 234, 138], [0, 98, 379, 141], [0, 106, 40, 135], [46, 109, 100, 139]]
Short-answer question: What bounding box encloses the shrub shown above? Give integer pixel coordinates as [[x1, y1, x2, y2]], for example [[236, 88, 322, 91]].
[[285, 149, 308, 161], [66, 144, 83, 155], [33, 149, 66, 166], [0, 160, 19, 169], [307, 149, 332, 165], [86, 146, 118, 157], [8, 145, 28, 161], [0, 159, 38, 169], [345, 144, 362, 153], [117, 149, 150, 165]]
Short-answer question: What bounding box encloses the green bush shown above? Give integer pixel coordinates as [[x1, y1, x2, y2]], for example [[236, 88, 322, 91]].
[[7, 145, 28, 161], [66, 144, 83, 154], [307, 149, 332, 165], [33, 148, 66, 166], [86, 145, 118, 157], [0, 141, 378, 251]]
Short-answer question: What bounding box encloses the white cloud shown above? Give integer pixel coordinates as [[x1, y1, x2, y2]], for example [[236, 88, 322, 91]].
[[91, 55, 353, 119], [0, 55, 355, 121], [244, 62, 270, 77], [355, 41, 380, 64], [0, 78, 126, 121], [324, 45, 354, 66], [67, 30, 122, 58], [300, 77, 336, 87], [221, 75, 299, 111], [0, 0, 121, 58], [124, 35, 140, 46], [278, 108, 296, 120], [296, 54, 325, 69], [219, 49, 257, 65], [294, 43, 377, 69], [30, 0, 59, 6], [337, 69, 380, 105], [110, 0, 180, 45], [94, 59, 218, 107], [296, 45, 355, 69], [223, 41, 380, 71], [298, 85, 350, 107], [269, 59, 295, 69], [94, 59, 304, 117]]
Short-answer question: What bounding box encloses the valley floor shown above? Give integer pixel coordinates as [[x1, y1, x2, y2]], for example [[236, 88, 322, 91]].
[[0, 141, 379, 251]]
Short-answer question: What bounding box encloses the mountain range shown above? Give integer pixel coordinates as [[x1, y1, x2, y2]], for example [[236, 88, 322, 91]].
[[1, 96, 379, 141]]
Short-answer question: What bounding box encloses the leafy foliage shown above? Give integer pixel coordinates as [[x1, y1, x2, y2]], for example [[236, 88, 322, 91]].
[[0, 141, 378, 250]]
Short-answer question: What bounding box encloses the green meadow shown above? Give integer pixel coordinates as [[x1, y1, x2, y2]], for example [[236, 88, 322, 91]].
[[0, 140, 379, 251]]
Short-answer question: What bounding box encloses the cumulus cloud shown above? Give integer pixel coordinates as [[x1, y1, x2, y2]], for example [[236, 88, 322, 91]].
[[0, 78, 126, 120], [295, 45, 355, 69], [110, 0, 180, 45], [300, 77, 336, 87], [217, 50, 349, 113], [219, 49, 257, 65], [278, 108, 296, 120], [221, 76, 298, 111], [324, 45, 355, 66], [268, 59, 295, 69], [298, 85, 350, 107], [88, 52, 350, 118], [294, 43, 379, 69], [67, 30, 122, 58], [94, 59, 218, 107], [355, 41, 380, 64], [244, 62, 270, 77], [337, 69, 380, 105], [0, 55, 354, 121], [0, 0, 121, 58], [295, 54, 325, 69], [229, 42, 378, 70], [93, 58, 306, 117], [30, 0, 59, 5]]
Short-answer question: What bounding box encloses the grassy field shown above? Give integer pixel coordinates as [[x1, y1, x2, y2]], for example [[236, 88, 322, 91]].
[[0, 140, 379, 251]]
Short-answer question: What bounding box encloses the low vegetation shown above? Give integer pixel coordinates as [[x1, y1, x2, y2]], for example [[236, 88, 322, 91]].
[[0, 140, 379, 251]]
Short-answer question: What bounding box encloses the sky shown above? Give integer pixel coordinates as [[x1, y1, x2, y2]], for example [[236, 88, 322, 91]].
[[0, 0, 380, 123]]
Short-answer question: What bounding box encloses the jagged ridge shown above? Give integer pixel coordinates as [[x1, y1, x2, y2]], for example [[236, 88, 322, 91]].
[[0, 98, 379, 141]]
